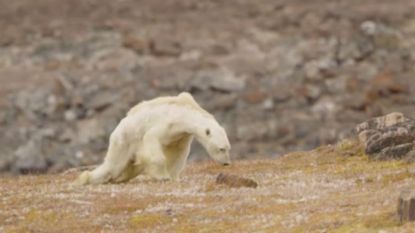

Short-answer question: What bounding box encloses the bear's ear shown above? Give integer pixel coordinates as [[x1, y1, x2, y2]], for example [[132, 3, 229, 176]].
[[205, 128, 211, 136]]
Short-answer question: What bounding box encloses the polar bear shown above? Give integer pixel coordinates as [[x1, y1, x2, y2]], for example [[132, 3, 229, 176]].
[[74, 92, 231, 185]]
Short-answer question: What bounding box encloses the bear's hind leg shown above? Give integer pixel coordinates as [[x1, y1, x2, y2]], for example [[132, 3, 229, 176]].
[[76, 135, 133, 185], [112, 161, 144, 183]]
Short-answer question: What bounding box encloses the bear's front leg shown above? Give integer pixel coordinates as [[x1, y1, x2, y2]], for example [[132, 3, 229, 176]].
[[164, 135, 193, 180], [142, 127, 172, 181]]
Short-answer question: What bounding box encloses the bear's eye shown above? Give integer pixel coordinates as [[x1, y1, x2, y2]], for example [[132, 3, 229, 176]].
[[219, 148, 226, 153], [205, 129, 211, 136]]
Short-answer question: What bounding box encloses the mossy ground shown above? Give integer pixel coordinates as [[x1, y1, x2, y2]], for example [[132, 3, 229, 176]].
[[1, 139, 415, 232]]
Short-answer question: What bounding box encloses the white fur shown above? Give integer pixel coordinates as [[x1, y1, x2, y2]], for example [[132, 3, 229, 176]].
[[74, 92, 231, 185]]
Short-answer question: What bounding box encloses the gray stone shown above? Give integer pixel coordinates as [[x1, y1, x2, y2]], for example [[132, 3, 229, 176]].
[[85, 91, 118, 112], [398, 189, 415, 223], [64, 109, 78, 121], [216, 173, 258, 188], [76, 118, 106, 144], [356, 113, 415, 160], [192, 68, 246, 93], [14, 139, 48, 173]]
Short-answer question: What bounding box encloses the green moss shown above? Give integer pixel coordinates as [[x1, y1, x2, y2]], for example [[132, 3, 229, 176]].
[[129, 213, 171, 229], [331, 212, 400, 233], [25, 209, 58, 224], [380, 170, 412, 185], [335, 139, 366, 157], [363, 212, 401, 229]]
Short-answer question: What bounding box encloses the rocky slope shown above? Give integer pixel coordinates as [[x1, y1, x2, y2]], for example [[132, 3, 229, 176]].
[[2, 140, 415, 232], [1, 0, 415, 173]]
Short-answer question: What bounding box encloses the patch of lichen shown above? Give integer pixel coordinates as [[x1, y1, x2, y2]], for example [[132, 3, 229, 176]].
[[289, 211, 400, 233], [286, 139, 414, 179], [335, 139, 366, 157], [101, 195, 160, 214], [330, 212, 400, 233], [380, 170, 413, 185], [173, 218, 238, 233], [129, 213, 172, 229]]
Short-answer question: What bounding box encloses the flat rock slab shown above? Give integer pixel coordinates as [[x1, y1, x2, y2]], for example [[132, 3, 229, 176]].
[[216, 172, 258, 188], [398, 189, 415, 223]]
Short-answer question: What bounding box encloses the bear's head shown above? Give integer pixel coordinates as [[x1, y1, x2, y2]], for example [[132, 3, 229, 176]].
[[197, 122, 231, 166]]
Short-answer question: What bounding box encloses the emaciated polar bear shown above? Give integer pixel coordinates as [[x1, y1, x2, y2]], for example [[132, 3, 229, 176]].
[[75, 92, 231, 185]]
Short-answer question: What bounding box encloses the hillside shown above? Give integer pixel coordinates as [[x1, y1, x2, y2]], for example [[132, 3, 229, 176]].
[[2, 140, 415, 233]]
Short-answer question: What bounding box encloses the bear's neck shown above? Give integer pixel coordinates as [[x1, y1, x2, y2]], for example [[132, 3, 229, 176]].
[[175, 108, 214, 142]]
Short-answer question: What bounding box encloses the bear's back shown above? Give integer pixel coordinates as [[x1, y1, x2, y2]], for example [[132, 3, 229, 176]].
[[127, 92, 212, 118]]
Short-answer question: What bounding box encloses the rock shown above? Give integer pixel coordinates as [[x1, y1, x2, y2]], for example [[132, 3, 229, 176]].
[[356, 113, 415, 160], [236, 120, 275, 141], [304, 58, 336, 81], [210, 73, 246, 93], [216, 173, 258, 188], [364, 123, 415, 156], [360, 21, 377, 36], [76, 118, 106, 144], [179, 50, 202, 61], [191, 68, 246, 93], [64, 109, 78, 121], [85, 91, 119, 112], [355, 112, 410, 135], [295, 85, 322, 102], [89, 48, 139, 72], [304, 61, 321, 80], [261, 98, 274, 110], [206, 94, 238, 110], [337, 41, 362, 62], [242, 90, 268, 104], [398, 189, 415, 223], [360, 21, 403, 49], [14, 139, 48, 174], [366, 72, 409, 101], [0, 149, 13, 172], [122, 34, 149, 54], [311, 97, 338, 119], [149, 38, 182, 57]]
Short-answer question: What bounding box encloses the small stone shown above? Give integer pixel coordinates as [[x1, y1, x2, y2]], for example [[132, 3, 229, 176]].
[[304, 61, 321, 80], [191, 68, 246, 93], [149, 38, 182, 57], [85, 91, 118, 112], [216, 173, 258, 188], [262, 98, 274, 110], [207, 94, 237, 110], [122, 34, 149, 54], [64, 110, 78, 121], [243, 90, 267, 104], [361, 21, 377, 35], [76, 118, 106, 144], [398, 189, 415, 223], [366, 72, 409, 100]]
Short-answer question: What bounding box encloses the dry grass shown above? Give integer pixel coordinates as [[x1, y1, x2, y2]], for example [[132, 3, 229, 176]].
[[2, 139, 415, 232]]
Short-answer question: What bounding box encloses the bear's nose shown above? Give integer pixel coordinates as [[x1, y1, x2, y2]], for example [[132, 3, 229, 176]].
[[223, 162, 230, 166]]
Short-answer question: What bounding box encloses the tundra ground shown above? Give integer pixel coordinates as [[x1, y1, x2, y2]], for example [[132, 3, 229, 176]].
[[2, 140, 415, 232]]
